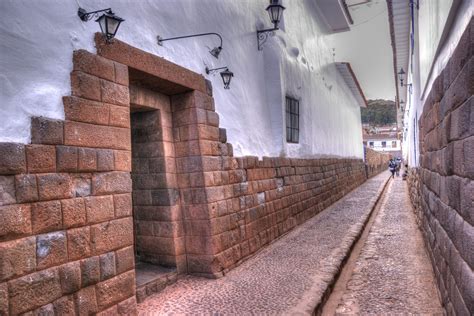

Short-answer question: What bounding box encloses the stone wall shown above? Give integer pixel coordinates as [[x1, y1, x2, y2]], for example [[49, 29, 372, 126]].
[[0, 34, 367, 314], [409, 19, 473, 315], [364, 147, 391, 178], [0, 50, 136, 314], [183, 155, 367, 278]]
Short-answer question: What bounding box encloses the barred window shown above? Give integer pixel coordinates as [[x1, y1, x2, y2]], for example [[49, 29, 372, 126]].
[[285, 96, 299, 143]]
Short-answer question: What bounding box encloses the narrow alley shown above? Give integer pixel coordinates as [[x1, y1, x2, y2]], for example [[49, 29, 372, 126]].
[[137, 172, 444, 314], [328, 176, 444, 315], [1, 1, 472, 315]]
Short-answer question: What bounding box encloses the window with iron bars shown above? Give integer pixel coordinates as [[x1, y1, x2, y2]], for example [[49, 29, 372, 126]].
[[285, 96, 299, 143]]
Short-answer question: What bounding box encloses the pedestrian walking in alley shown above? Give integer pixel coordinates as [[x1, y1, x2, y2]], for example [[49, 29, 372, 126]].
[[389, 159, 396, 178], [395, 157, 402, 177]]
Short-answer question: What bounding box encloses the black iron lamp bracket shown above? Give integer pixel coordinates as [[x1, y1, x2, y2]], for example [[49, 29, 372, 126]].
[[78, 7, 113, 21], [205, 66, 228, 75], [157, 32, 223, 58], [256, 27, 279, 51]]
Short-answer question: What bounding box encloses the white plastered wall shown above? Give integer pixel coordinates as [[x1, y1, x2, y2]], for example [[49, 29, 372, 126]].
[[0, 0, 364, 159]]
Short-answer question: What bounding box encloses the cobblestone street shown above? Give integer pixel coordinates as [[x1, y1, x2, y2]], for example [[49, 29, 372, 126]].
[[334, 176, 444, 315], [138, 172, 389, 314], [138, 174, 447, 315]]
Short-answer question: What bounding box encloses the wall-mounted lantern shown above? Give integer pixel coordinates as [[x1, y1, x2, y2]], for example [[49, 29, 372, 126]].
[[256, 1, 286, 50], [397, 68, 406, 87], [157, 33, 223, 59], [206, 67, 234, 89], [78, 8, 124, 42]]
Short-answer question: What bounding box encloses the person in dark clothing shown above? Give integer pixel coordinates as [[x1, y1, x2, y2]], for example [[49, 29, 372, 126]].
[[388, 159, 397, 178]]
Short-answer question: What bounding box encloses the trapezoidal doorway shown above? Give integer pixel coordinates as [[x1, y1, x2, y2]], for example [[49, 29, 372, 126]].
[[128, 72, 185, 302]]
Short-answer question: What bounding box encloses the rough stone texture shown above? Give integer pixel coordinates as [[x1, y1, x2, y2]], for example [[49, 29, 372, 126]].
[[31, 117, 64, 145], [0, 176, 16, 206], [364, 147, 392, 178], [0, 237, 36, 282], [408, 20, 474, 316], [8, 268, 62, 315], [0, 38, 379, 314], [0, 143, 26, 174], [0, 204, 32, 241], [137, 172, 389, 314], [0, 45, 139, 315], [336, 178, 444, 314]]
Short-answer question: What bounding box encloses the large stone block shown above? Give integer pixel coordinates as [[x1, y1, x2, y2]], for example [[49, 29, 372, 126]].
[[67, 226, 91, 261], [78, 147, 98, 172], [73, 49, 115, 81], [113, 193, 132, 218], [85, 195, 115, 224], [109, 105, 130, 128], [101, 79, 130, 106], [74, 286, 98, 315], [0, 236, 36, 282], [97, 149, 115, 171], [115, 246, 135, 274], [61, 197, 87, 228], [31, 200, 62, 234], [8, 267, 62, 315], [114, 150, 132, 171], [59, 261, 81, 294], [64, 95, 110, 126], [100, 252, 116, 281], [15, 174, 39, 203], [114, 62, 129, 86], [90, 218, 134, 255], [37, 173, 74, 201], [71, 71, 101, 102], [36, 231, 68, 269], [92, 172, 132, 195], [53, 295, 76, 315], [81, 256, 100, 287], [31, 117, 64, 145], [26, 145, 56, 173], [0, 204, 31, 241], [95, 270, 135, 310], [0, 142, 26, 174], [0, 175, 16, 206], [64, 121, 131, 150]]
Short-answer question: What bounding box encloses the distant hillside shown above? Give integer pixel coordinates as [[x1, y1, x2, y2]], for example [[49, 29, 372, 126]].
[[361, 99, 397, 126]]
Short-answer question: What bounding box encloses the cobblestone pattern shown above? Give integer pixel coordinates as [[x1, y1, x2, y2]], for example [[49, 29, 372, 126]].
[[410, 18, 474, 315], [337, 178, 444, 314], [364, 147, 391, 178], [137, 172, 389, 314]]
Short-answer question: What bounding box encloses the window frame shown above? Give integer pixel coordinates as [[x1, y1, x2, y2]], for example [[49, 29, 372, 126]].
[[285, 96, 300, 144]]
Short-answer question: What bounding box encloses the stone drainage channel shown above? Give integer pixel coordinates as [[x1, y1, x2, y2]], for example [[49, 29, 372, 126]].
[[319, 177, 444, 315]]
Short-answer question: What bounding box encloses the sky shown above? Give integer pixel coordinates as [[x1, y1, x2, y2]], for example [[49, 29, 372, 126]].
[[330, 0, 396, 101]]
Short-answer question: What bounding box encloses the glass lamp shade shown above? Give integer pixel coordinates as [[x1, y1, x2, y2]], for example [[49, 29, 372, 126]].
[[210, 46, 222, 59], [220, 69, 234, 90], [397, 68, 405, 81], [266, 4, 285, 27], [96, 11, 124, 40]]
